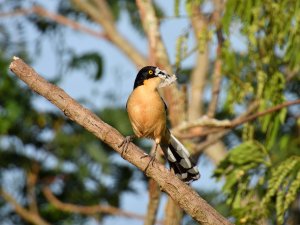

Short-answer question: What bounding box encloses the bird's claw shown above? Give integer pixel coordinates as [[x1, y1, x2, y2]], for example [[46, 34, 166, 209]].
[[144, 155, 156, 173], [119, 135, 135, 157], [142, 144, 158, 173]]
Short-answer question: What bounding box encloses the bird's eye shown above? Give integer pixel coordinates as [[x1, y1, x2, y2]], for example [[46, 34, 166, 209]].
[[148, 70, 153, 75]]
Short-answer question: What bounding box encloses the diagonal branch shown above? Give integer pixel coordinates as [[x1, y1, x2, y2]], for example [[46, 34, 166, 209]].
[[0, 7, 106, 39], [230, 99, 300, 127], [71, 0, 148, 67], [9, 57, 232, 225], [177, 99, 300, 139], [0, 189, 51, 225], [194, 101, 259, 159], [1, 3, 148, 67], [0, 8, 33, 17]]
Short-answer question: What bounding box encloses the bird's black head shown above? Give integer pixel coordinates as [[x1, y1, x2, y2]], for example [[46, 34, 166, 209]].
[[133, 66, 171, 89]]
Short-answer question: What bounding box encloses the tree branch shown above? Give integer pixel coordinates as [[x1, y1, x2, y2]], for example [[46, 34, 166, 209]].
[[9, 57, 232, 225], [0, 7, 106, 40], [0, 8, 33, 17], [230, 99, 300, 127], [4, 3, 148, 67], [32, 6, 107, 39], [26, 163, 40, 214], [206, 0, 225, 118], [144, 178, 161, 225], [71, 0, 148, 67], [175, 99, 299, 139], [188, 2, 209, 119], [164, 199, 183, 225], [42, 187, 146, 221], [206, 44, 222, 118], [0, 189, 51, 225]]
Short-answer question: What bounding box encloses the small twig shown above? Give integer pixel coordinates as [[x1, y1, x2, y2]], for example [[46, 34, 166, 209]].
[[230, 99, 300, 127], [177, 45, 198, 63], [0, 8, 33, 17], [0, 7, 106, 39], [26, 163, 40, 214], [42, 187, 146, 221], [192, 101, 259, 157], [0, 189, 51, 225], [178, 99, 300, 139], [173, 116, 231, 135], [32, 6, 106, 39]]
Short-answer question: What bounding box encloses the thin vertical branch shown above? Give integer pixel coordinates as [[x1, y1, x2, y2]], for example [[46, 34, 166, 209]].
[[135, 0, 171, 70], [207, 30, 223, 118], [207, 0, 225, 118], [144, 146, 164, 225], [144, 178, 162, 225], [32, 6, 107, 39], [188, 3, 209, 120], [163, 199, 183, 225], [26, 163, 40, 214]]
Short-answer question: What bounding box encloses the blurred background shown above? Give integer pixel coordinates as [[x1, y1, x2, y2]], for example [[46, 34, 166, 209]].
[[0, 0, 299, 225]]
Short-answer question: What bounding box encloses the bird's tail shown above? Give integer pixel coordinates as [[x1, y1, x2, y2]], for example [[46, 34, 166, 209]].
[[161, 133, 200, 183]]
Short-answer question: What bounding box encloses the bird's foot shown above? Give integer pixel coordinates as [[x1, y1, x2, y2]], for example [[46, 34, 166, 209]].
[[118, 135, 135, 158], [142, 143, 158, 173]]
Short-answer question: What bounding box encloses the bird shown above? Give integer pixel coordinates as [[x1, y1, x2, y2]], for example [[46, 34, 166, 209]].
[[119, 66, 200, 183]]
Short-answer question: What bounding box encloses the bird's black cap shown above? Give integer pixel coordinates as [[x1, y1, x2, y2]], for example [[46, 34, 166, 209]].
[[133, 66, 158, 89]]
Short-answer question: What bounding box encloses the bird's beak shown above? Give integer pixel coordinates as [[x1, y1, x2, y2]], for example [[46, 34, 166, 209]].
[[155, 68, 177, 88]]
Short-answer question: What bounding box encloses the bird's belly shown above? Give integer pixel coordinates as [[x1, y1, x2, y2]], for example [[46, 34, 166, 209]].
[[128, 104, 166, 140]]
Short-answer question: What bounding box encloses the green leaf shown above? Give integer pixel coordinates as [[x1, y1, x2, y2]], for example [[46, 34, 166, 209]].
[[279, 107, 287, 124], [174, 0, 181, 16], [262, 156, 300, 209], [283, 170, 300, 212]]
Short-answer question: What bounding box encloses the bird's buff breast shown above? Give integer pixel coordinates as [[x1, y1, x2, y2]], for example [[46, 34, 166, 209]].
[[127, 90, 166, 140]]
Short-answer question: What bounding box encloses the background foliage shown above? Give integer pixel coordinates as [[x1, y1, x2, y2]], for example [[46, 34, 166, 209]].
[[0, 0, 299, 225]]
